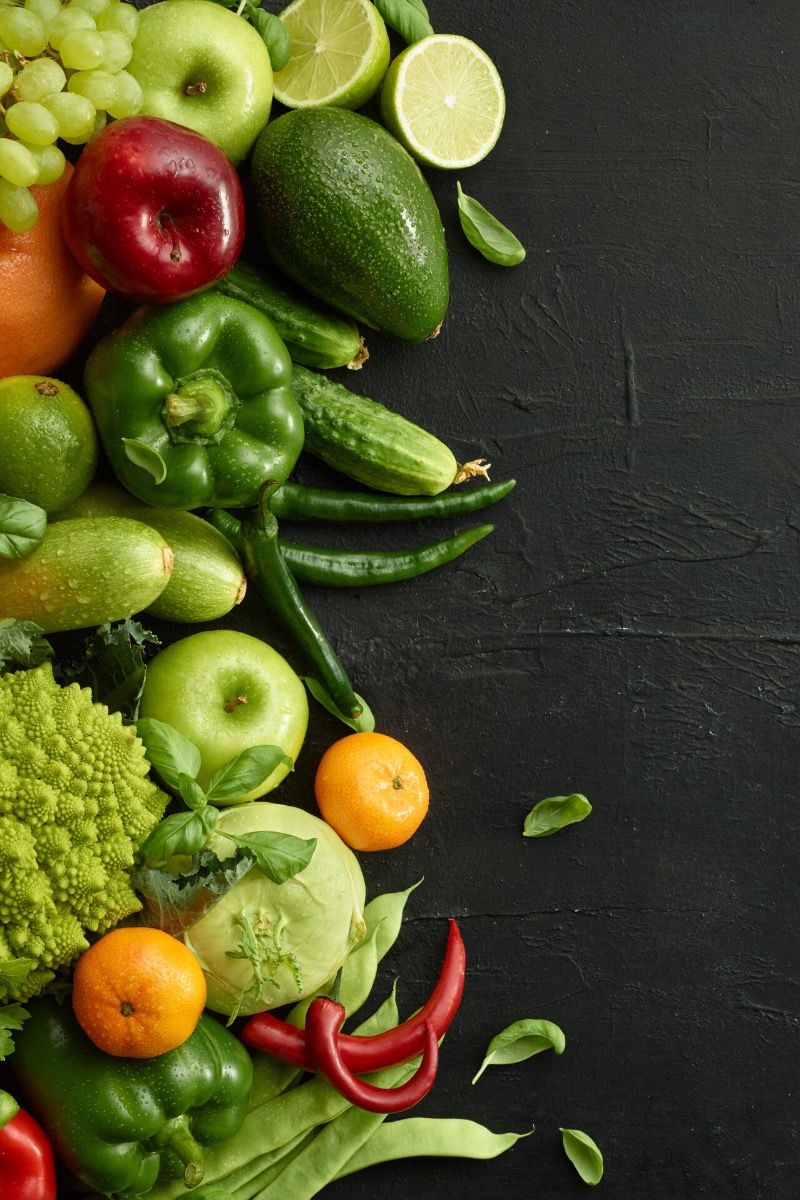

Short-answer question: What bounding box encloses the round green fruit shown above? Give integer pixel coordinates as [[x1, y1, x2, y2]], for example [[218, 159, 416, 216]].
[[138, 629, 308, 802]]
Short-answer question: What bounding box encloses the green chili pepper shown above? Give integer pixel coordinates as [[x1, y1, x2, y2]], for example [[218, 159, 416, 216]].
[[9, 996, 253, 1197], [269, 477, 516, 522], [82, 293, 304, 509], [279, 525, 493, 587]]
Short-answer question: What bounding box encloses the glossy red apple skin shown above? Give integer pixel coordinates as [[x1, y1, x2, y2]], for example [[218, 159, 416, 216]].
[[62, 115, 245, 304]]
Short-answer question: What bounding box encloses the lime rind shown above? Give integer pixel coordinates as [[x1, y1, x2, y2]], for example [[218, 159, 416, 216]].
[[380, 34, 506, 170], [273, 0, 390, 110]]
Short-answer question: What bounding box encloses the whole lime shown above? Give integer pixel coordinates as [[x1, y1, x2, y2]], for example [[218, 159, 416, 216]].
[[0, 375, 99, 512]]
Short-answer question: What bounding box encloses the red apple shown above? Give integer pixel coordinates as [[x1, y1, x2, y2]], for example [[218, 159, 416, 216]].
[[62, 115, 245, 304]]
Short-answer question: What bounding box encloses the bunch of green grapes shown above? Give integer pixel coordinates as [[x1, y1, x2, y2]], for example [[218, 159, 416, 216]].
[[0, 0, 144, 232]]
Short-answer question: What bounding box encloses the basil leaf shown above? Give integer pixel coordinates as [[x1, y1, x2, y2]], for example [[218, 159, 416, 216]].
[[221, 831, 316, 884], [0, 618, 53, 673], [301, 677, 375, 733], [138, 811, 209, 869], [0, 494, 46, 559], [561, 1128, 604, 1186], [123, 438, 168, 485], [373, 0, 433, 44], [178, 772, 209, 812], [472, 1018, 565, 1084], [246, 4, 292, 71], [523, 793, 592, 838], [136, 717, 203, 792], [457, 182, 526, 267], [206, 744, 295, 805]]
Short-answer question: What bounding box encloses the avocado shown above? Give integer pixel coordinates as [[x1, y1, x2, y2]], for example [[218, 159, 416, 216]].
[[249, 107, 449, 344]]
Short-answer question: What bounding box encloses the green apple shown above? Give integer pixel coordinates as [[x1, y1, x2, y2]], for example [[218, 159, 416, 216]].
[[139, 629, 308, 802], [127, 0, 273, 165]]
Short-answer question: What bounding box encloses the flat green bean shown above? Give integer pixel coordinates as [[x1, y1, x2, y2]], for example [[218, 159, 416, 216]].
[[332, 1117, 531, 1179]]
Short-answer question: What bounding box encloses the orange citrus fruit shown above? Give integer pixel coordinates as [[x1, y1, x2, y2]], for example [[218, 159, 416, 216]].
[[0, 162, 105, 378], [71, 927, 207, 1058], [314, 730, 430, 851]]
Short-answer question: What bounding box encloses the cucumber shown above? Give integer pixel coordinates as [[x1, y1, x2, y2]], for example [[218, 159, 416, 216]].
[[215, 260, 367, 371], [290, 365, 483, 496], [0, 517, 173, 633], [53, 484, 247, 623], [250, 108, 449, 344]]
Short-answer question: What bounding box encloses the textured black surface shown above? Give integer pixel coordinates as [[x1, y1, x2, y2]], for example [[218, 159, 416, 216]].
[[38, 0, 800, 1196]]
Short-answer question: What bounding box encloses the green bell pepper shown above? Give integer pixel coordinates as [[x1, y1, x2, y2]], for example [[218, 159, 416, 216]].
[[83, 292, 305, 509], [10, 996, 254, 1197]]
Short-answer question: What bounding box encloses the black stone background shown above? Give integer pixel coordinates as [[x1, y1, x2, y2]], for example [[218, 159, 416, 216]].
[[22, 0, 800, 1196]]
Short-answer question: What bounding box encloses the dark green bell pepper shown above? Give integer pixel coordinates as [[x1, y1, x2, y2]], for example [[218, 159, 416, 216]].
[[83, 292, 305, 509], [10, 996, 254, 1197]]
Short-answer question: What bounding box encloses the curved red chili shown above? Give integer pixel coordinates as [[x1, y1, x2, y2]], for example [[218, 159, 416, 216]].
[[306, 999, 439, 1113], [239, 918, 466, 1077], [0, 1090, 57, 1200]]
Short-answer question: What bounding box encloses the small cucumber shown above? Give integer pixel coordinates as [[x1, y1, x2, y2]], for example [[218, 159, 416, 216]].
[[0, 517, 173, 633], [53, 484, 247, 623], [215, 260, 367, 370], [290, 365, 488, 496]]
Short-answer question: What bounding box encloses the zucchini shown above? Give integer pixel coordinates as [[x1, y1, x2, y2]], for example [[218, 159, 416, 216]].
[[214, 260, 368, 370], [290, 365, 489, 496], [0, 517, 173, 633]]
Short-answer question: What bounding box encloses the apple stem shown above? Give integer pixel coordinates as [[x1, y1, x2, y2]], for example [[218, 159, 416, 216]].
[[159, 212, 182, 263], [184, 81, 208, 96], [224, 695, 248, 712]]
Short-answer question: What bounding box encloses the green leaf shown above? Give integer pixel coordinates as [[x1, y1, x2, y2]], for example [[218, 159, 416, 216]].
[[123, 438, 168, 485], [373, 0, 433, 44], [205, 744, 294, 805], [457, 182, 526, 267], [0, 1003, 30, 1062], [472, 1018, 565, 1084], [136, 717, 202, 791], [178, 772, 209, 812], [60, 619, 161, 721], [133, 847, 257, 936], [523, 793, 592, 838], [301, 677, 375, 733], [0, 618, 53, 673], [221, 830, 316, 884], [0, 494, 46, 559], [246, 4, 292, 71], [0, 958, 33, 989], [138, 810, 209, 869], [561, 1128, 604, 1185]]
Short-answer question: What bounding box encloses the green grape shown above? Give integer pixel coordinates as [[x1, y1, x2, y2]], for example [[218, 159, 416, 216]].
[[5, 100, 60, 146], [0, 137, 40, 188], [47, 6, 95, 51], [96, 1, 138, 39], [24, 0, 62, 25], [105, 67, 142, 119], [0, 178, 39, 232], [60, 102, 104, 144], [98, 28, 132, 73], [69, 0, 112, 19], [59, 27, 105, 70], [0, 61, 13, 99], [0, 8, 48, 55], [42, 89, 96, 140], [15, 57, 67, 102], [20, 139, 66, 185], [68, 67, 117, 111]]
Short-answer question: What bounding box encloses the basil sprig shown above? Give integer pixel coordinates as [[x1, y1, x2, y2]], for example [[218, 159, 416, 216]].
[[561, 1128, 604, 1186], [373, 0, 433, 44], [472, 1018, 566, 1084], [523, 793, 592, 838], [206, 0, 292, 70], [0, 494, 46, 559], [457, 182, 526, 267]]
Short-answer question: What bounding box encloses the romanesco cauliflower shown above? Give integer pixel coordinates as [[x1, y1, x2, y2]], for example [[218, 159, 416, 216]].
[[0, 662, 168, 1002]]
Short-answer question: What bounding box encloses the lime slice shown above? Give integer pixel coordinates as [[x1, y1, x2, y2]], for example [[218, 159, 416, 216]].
[[380, 34, 506, 170], [273, 0, 390, 110]]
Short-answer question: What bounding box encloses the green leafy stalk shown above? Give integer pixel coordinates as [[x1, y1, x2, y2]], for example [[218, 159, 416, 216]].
[[457, 182, 526, 267], [472, 1018, 565, 1084], [561, 1127, 604, 1185], [60, 620, 161, 721], [523, 793, 592, 838], [0, 494, 46, 558]]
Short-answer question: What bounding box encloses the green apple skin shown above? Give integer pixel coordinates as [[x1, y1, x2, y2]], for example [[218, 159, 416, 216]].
[[128, 0, 273, 166], [139, 629, 308, 803]]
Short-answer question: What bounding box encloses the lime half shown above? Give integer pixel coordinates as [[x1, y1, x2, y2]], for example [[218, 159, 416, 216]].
[[380, 34, 506, 170], [272, 0, 390, 110]]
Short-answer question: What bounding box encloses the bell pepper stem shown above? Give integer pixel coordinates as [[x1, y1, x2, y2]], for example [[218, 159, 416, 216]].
[[152, 1115, 205, 1188]]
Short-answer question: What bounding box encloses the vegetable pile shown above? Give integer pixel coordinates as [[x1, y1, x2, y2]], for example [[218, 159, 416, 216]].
[[0, 0, 604, 1195]]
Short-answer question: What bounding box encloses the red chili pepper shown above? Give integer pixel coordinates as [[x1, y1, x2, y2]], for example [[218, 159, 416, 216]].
[[0, 1089, 57, 1200], [239, 918, 466, 1108]]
